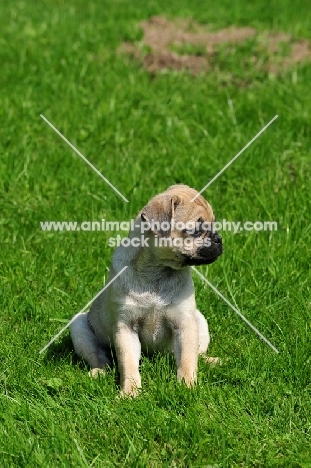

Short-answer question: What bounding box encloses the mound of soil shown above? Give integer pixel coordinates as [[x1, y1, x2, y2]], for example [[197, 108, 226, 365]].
[[120, 16, 311, 78]]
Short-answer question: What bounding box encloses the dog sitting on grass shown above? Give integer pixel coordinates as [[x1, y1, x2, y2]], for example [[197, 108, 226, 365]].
[[70, 185, 222, 396]]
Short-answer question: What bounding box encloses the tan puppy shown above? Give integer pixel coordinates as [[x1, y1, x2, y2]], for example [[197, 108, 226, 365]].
[[70, 185, 222, 396]]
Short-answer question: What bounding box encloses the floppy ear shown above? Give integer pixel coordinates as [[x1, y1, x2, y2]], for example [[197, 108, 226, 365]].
[[141, 195, 180, 237]]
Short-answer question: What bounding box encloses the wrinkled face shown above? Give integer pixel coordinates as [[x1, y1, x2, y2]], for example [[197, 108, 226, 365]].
[[140, 185, 222, 269], [170, 217, 222, 267]]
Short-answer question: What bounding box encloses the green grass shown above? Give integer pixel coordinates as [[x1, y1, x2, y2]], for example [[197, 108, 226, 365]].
[[1, 0, 311, 466]]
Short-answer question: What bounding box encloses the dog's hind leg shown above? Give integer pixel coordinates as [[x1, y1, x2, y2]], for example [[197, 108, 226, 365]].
[[195, 309, 210, 353], [196, 309, 222, 366], [70, 312, 111, 376]]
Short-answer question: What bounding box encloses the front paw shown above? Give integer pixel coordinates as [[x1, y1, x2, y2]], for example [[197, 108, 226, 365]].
[[177, 369, 197, 387], [120, 377, 141, 398]]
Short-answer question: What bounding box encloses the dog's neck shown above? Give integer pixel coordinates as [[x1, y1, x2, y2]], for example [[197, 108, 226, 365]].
[[125, 221, 187, 278], [132, 245, 185, 279]]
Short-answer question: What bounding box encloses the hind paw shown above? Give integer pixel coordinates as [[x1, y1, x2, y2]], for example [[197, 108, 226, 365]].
[[88, 367, 106, 378]]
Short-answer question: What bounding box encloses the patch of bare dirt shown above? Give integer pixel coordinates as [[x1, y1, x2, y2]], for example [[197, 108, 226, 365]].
[[140, 16, 256, 54], [121, 41, 209, 74], [120, 16, 311, 78], [269, 39, 311, 73]]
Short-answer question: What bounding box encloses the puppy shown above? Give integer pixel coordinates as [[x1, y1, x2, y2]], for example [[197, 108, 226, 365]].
[[70, 185, 222, 396]]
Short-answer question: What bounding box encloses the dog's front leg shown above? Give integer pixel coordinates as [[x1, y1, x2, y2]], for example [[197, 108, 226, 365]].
[[173, 316, 199, 387], [114, 323, 141, 397]]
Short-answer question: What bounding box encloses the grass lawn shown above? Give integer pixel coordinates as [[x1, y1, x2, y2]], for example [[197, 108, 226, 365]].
[[1, 0, 311, 466]]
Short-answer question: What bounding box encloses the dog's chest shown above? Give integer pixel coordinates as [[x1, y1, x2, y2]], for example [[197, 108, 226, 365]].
[[138, 309, 170, 348], [123, 291, 173, 347]]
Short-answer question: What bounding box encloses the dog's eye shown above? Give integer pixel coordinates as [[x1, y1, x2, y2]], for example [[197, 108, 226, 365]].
[[191, 230, 202, 238], [182, 227, 202, 237], [183, 229, 202, 238], [183, 218, 204, 237]]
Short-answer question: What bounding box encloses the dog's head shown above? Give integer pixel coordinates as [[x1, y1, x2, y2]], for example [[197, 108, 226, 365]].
[[139, 184, 222, 269]]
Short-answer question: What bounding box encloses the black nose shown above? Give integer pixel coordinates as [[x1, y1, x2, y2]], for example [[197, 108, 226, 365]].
[[211, 231, 222, 245]]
